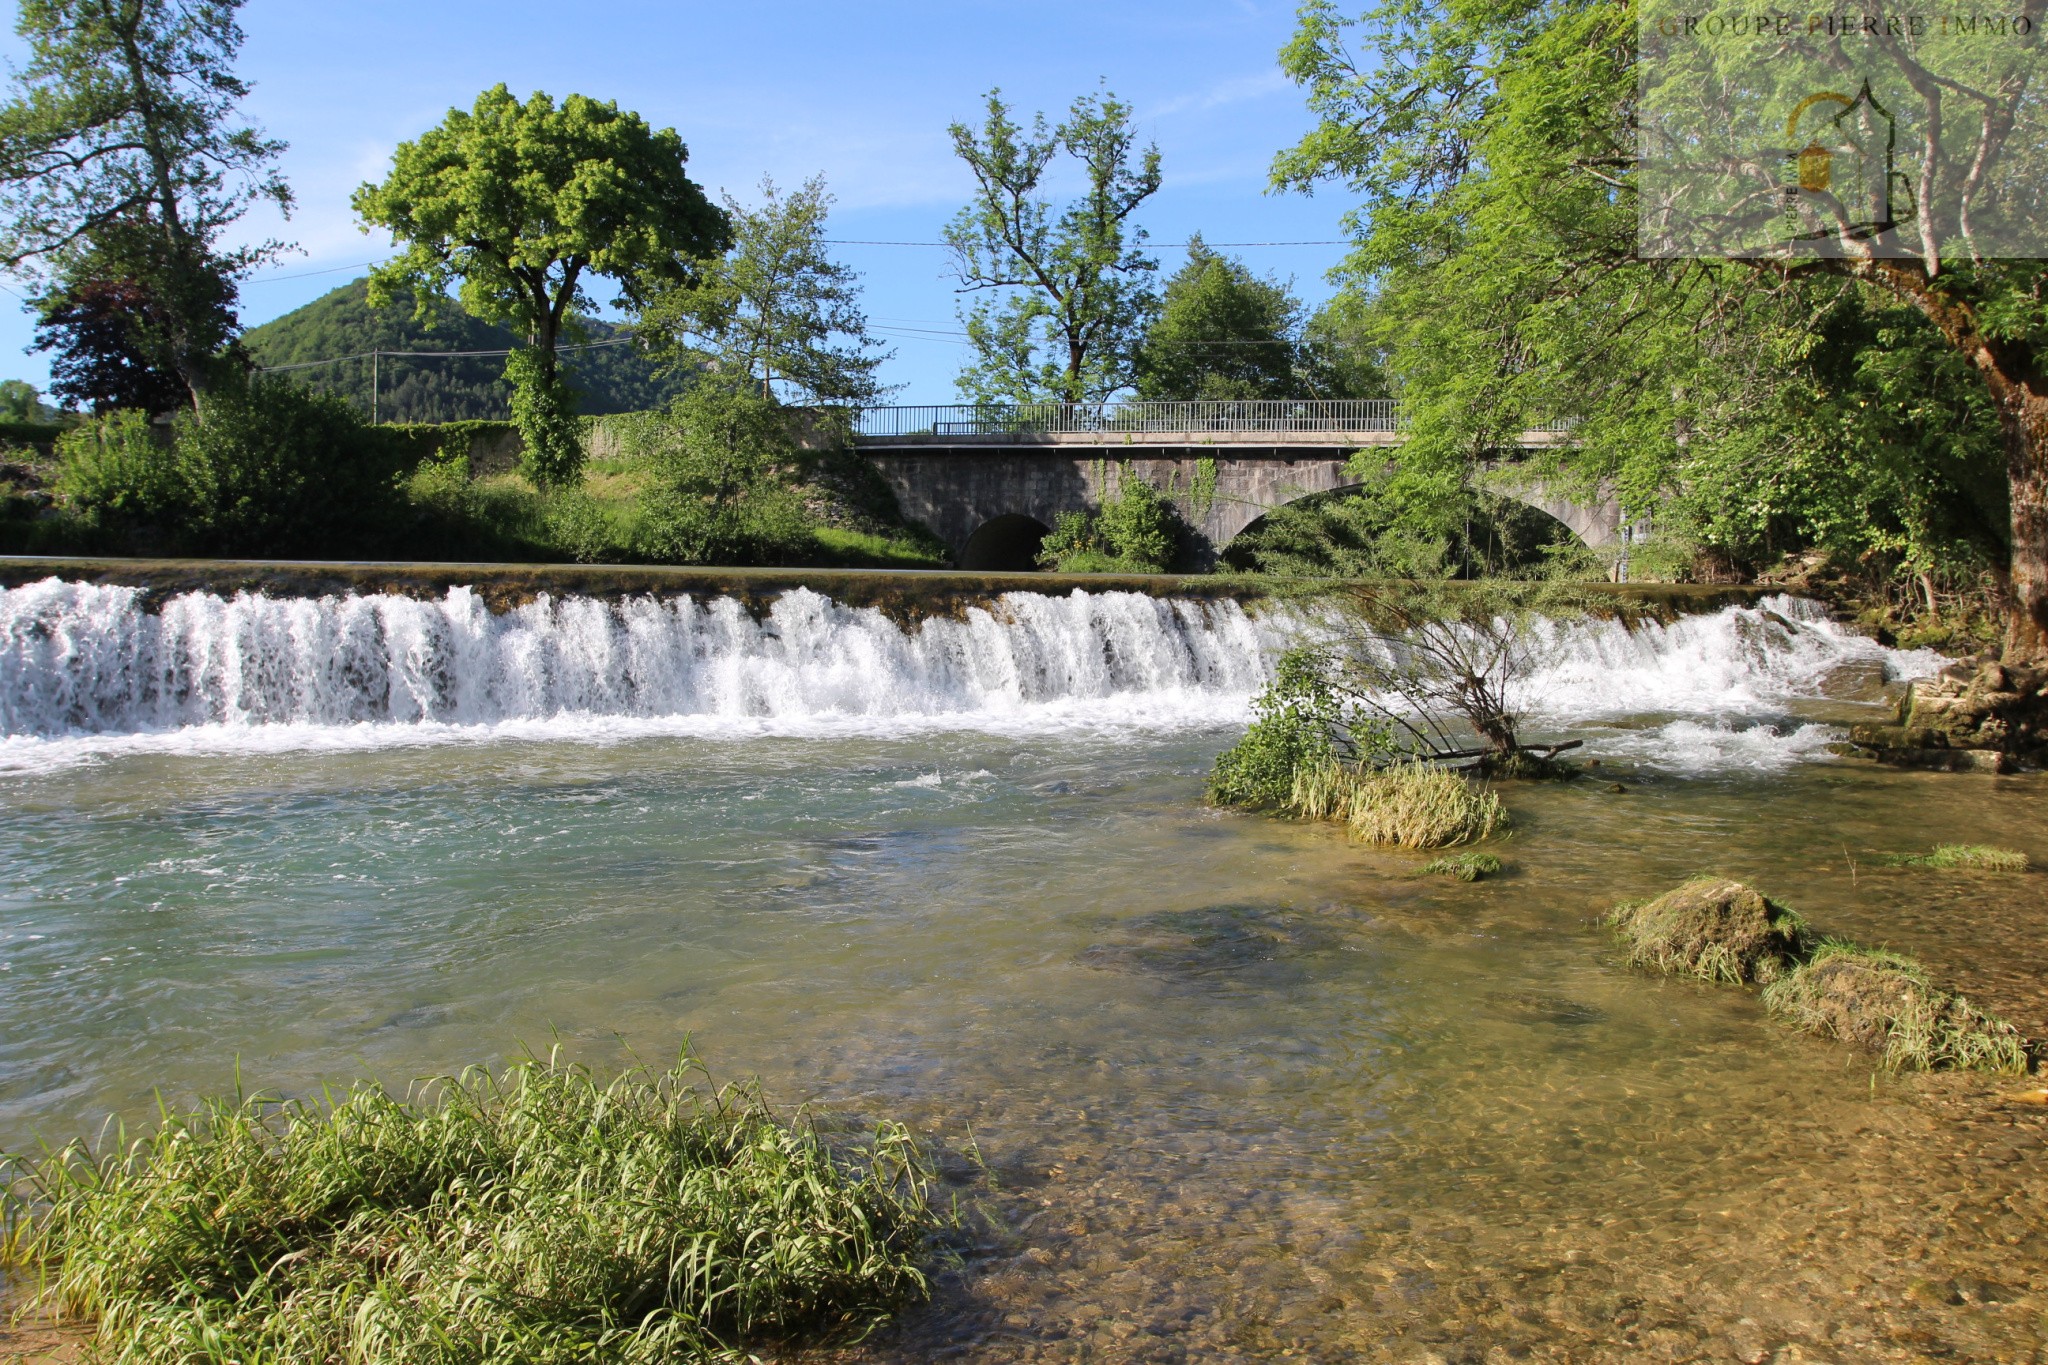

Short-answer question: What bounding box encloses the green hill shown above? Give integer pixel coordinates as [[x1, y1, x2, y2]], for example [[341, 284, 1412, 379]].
[[240, 280, 688, 423]]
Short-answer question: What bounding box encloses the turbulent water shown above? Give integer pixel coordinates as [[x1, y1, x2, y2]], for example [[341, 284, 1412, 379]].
[[0, 579, 1942, 772], [2, 576, 2044, 1364]]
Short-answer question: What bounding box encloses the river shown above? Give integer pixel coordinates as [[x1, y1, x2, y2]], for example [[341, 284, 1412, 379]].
[[2, 579, 2044, 1362]]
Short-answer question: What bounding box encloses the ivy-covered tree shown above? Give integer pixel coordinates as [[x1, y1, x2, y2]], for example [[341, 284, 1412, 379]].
[[353, 85, 730, 484], [945, 87, 1161, 404], [0, 0, 289, 409]]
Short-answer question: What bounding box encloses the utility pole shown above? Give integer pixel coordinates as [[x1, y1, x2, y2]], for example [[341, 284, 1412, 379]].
[[371, 351, 379, 424]]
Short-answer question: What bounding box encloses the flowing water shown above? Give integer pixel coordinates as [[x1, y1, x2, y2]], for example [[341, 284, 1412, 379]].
[[2, 580, 2046, 1363]]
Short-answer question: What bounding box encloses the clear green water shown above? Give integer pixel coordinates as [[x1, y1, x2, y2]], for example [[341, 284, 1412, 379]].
[[3, 727, 2047, 1362]]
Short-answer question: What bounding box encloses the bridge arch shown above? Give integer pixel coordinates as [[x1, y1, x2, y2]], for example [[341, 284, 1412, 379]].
[[1220, 479, 1608, 569], [960, 514, 1052, 572]]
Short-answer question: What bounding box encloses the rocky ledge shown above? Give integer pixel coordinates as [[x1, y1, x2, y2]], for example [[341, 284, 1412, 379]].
[[1849, 660, 2048, 772]]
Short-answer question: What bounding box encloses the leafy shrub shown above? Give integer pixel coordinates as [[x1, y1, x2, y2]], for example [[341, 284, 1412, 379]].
[[3, 1052, 949, 1362], [1209, 646, 1392, 808], [171, 379, 402, 555], [52, 410, 181, 525], [635, 383, 812, 565], [1037, 465, 1186, 572]]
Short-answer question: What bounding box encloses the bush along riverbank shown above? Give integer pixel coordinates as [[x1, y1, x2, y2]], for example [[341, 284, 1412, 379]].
[[1608, 878, 2034, 1075], [0, 1052, 952, 1363], [1206, 584, 1606, 849]]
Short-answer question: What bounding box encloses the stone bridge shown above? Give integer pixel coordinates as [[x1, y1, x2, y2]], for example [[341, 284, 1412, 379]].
[[853, 403, 1617, 571]]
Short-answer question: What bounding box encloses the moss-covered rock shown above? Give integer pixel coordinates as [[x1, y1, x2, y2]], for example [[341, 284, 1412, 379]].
[[1762, 941, 2033, 1074], [1608, 878, 1807, 985]]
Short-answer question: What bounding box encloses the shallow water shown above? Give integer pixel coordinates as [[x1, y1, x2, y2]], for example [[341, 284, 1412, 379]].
[[2, 587, 2044, 1362]]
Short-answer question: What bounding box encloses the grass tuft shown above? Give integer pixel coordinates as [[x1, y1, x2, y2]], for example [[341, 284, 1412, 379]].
[[1288, 760, 1508, 849], [1885, 844, 2030, 872], [1417, 851, 1504, 882], [1763, 940, 2033, 1074], [1607, 877, 1808, 985], [1, 1050, 949, 1363]]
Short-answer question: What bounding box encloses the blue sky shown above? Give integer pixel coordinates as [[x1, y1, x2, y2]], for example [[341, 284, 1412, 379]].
[[1, 0, 1360, 403]]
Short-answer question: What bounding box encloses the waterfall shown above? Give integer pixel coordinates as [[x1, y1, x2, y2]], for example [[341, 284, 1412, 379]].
[[0, 578, 1941, 772]]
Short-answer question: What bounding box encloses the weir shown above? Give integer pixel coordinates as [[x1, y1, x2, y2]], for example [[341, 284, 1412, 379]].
[[0, 567, 1929, 774]]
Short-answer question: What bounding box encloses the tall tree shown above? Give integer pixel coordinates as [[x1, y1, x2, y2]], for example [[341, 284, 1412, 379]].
[[637, 175, 892, 406], [1275, 0, 2048, 656], [946, 87, 1162, 404], [0, 0, 289, 408], [1135, 236, 1303, 400], [353, 85, 730, 484], [33, 270, 198, 413]]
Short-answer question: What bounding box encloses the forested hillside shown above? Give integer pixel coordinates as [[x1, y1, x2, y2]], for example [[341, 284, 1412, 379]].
[[240, 280, 688, 422]]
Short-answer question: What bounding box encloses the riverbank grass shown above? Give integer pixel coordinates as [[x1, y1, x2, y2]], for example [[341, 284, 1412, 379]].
[[1417, 851, 1504, 882], [1885, 844, 2030, 872], [1291, 760, 1507, 849], [1, 1053, 947, 1363], [1763, 941, 2032, 1074], [1607, 877, 1808, 984]]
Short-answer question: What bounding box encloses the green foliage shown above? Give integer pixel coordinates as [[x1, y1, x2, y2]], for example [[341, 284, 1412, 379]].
[[354, 84, 729, 396], [946, 87, 1161, 403], [1224, 477, 1593, 580], [171, 379, 403, 554], [2, 1051, 949, 1362], [1208, 645, 1392, 809], [1418, 850, 1502, 881], [1886, 844, 2030, 872], [1763, 940, 2032, 1075], [0, 379, 51, 421], [0, 0, 289, 401], [1135, 236, 1302, 400], [241, 280, 686, 422], [635, 382, 813, 566], [505, 349, 584, 488], [637, 176, 890, 406], [52, 410, 181, 525], [1037, 465, 1185, 572]]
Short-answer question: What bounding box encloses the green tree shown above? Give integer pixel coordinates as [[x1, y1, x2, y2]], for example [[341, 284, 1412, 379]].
[[0, 380, 51, 421], [637, 175, 892, 407], [946, 87, 1162, 404], [353, 85, 729, 485], [0, 0, 290, 409], [1135, 236, 1303, 400], [635, 381, 812, 565], [1274, 0, 2048, 654]]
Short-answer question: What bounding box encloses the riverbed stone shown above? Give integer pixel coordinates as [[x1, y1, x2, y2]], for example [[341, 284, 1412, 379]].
[[1848, 661, 2048, 771]]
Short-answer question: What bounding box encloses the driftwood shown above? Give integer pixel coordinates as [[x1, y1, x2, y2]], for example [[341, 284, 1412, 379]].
[[1428, 739, 1584, 763]]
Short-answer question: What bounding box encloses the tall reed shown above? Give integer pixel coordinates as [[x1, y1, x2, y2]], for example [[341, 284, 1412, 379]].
[[2, 1051, 948, 1363], [1288, 759, 1507, 849]]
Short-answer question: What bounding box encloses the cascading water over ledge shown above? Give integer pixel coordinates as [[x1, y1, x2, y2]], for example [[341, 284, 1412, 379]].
[[0, 577, 1942, 771]]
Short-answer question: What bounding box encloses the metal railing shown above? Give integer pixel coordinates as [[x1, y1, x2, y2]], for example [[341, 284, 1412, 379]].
[[854, 401, 1576, 439], [857, 400, 1403, 439]]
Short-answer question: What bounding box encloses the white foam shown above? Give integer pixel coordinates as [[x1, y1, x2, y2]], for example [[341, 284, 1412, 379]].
[[0, 580, 1941, 776]]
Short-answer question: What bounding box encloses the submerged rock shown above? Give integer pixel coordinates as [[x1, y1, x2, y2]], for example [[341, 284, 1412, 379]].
[[1849, 660, 2048, 772], [1608, 878, 1807, 985], [1762, 942, 2034, 1075]]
